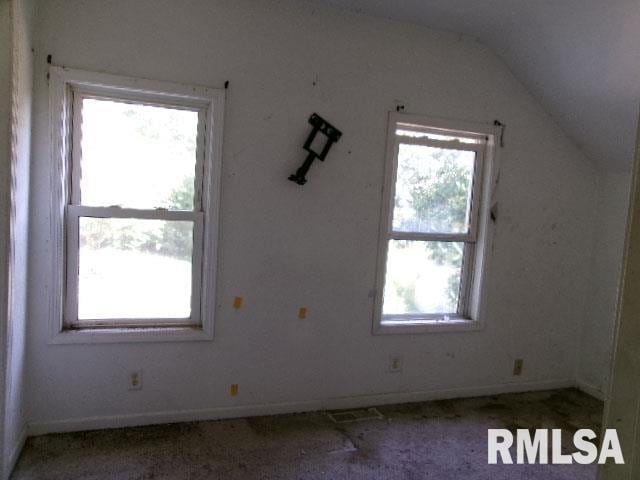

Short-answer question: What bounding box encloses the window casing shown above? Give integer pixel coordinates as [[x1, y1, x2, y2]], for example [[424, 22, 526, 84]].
[[48, 67, 224, 343], [373, 113, 496, 334]]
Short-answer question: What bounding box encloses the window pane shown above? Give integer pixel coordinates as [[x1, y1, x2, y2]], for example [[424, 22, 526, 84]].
[[392, 144, 475, 234], [79, 98, 198, 210], [382, 240, 464, 316], [78, 217, 194, 320]]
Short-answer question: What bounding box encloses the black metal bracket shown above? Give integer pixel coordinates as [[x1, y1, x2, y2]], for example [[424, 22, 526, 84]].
[[288, 113, 342, 186], [494, 119, 506, 147]]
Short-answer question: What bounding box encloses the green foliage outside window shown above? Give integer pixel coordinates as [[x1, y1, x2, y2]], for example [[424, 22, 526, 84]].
[[393, 146, 473, 311]]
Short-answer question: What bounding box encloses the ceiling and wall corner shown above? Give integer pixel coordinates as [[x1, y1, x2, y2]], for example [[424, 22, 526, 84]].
[[320, 0, 640, 172]]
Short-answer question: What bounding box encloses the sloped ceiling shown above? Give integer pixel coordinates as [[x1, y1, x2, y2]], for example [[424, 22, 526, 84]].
[[322, 0, 640, 172]]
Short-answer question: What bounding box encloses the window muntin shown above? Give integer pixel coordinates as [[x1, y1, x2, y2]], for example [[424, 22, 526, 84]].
[[378, 117, 488, 327], [65, 92, 206, 328]]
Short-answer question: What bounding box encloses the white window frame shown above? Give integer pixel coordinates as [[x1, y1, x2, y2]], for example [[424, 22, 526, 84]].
[[48, 66, 225, 344], [373, 112, 499, 335]]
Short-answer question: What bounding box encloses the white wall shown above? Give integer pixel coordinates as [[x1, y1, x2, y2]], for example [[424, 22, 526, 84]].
[[3, 0, 34, 476], [27, 0, 599, 433], [1, 0, 35, 476], [599, 116, 640, 480], [0, 0, 14, 471], [578, 173, 631, 398]]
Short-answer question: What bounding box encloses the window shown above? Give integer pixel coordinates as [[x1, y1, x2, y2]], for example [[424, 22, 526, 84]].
[[49, 67, 224, 342], [374, 113, 496, 334]]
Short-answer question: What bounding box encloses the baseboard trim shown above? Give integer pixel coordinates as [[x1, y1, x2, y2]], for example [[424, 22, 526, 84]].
[[28, 378, 573, 436], [5, 424, 28, 480], [575, 379, 606, 401]]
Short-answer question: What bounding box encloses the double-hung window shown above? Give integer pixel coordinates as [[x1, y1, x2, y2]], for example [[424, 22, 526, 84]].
[[374, 113, 496, 334], [49, 67, 224, 342]]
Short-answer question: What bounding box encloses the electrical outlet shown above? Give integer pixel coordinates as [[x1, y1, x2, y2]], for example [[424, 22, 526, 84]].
[[513, 359, 524, 376], [389, 356, 403, 373], [128, 370, 143, 390]]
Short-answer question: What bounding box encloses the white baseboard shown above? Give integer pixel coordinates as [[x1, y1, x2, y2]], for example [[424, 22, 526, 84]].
[[4, 424, 27, 480], [575, 379, 606, 401], [28, 378, 573, 436]]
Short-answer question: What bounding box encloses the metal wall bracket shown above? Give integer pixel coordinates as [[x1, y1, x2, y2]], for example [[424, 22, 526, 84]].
[[288, 113, 342, 186]]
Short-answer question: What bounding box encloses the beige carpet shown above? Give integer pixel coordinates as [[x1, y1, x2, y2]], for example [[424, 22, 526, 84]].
[[12, 389, 602, 479]]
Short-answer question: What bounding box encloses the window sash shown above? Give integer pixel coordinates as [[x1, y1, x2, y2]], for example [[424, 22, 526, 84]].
[[380, 238, 475, 320], [65, 88, 208, 328], [70, 91, 206, 211], [388, 137, 484, 241], [64, 205, 204, 327]]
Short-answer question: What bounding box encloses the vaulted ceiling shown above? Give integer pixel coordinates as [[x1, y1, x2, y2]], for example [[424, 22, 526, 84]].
[[322, 0, 640, 172]]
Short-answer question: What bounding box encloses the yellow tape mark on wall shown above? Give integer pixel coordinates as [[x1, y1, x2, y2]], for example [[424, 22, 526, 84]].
[[298, 307, 307, 319], [230, 384, 239, 396], [233, 297, 243, 309]]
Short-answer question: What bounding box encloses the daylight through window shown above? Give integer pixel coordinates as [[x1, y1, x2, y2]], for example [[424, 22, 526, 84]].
[[375, 115, 493, 332], [65, 96, 205, 327], [45, 65, 227, 338]]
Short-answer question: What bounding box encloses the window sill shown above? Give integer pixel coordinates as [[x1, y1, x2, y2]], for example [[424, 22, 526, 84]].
[[373, 317, 483, 335], [49, 325, 214, 345]]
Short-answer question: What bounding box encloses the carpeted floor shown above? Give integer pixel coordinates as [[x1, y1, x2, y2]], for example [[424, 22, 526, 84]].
[[12, 389, 602, 479]]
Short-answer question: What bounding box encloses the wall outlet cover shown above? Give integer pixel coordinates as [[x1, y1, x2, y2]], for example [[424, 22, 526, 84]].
[[389, 356, 403, 373], [513, 359, 524, 376], [128, 370, 143, 390]]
